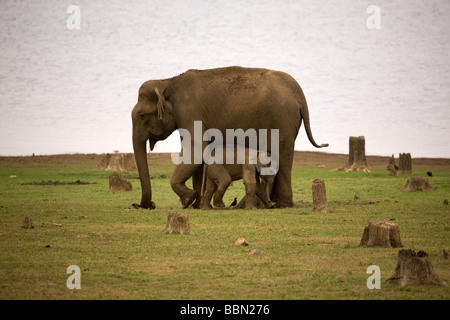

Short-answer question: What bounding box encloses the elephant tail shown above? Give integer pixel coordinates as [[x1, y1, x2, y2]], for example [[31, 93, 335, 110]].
[[300, 100, 329, 148]]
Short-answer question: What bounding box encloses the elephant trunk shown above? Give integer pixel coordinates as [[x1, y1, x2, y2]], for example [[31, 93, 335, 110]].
[[132, 133, 155, 209]]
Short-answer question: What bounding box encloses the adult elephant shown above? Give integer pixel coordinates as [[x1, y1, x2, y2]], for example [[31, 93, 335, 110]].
[[132, 66, 327, 209]]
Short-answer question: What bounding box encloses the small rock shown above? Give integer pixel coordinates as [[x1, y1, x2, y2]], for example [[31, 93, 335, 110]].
[[10, 175, 17, 179], [45, 245, 51, 248], [444, 199, 449, 206], [235, 238, 249, 246], [52, 222, 62, 227], [444, 249, 449, 260]]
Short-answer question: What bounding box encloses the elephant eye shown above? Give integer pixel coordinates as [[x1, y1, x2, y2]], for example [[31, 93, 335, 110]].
[[139, 113, 145, 120]]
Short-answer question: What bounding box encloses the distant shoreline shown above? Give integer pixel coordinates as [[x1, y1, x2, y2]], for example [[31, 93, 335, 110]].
[[1, 151, 449, 169]]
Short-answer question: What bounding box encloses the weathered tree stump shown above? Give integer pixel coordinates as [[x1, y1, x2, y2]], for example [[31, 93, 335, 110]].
[[340, 136, 371, 172], [398, 153, 412, 175], [21, 216, 34, 229], [96, 153, 112, 170], [109, 172, 132, 192], [359, 218, 403, 248], [163, 212, 193, 234], [97, 153, 137, 171], [387, 154, 399, 176], [401, 177, 433, 192], [386, 249, 447, 286], [312, 179, 330, 213]]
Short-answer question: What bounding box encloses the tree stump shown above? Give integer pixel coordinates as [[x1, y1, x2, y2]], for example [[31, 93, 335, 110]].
[[162, 212, 193, 235], [398, 153, 412, 175], [96, 153, 112, 170], [21, 216, 34, 229], [105, 154, 125, 171], [387, 154, 399, 176], [401, 177, 433, 192], [341, 136, 371, 172], [359, 218, 403, 248], [386, 249, 447, 286], [109, 172, 132, 192], [97, 153, 137, 171], [312, 179, 330, 213]]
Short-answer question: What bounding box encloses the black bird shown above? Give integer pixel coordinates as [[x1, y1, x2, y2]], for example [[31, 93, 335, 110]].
[[230, 197, 237, 207], [427, 171, 433, 177]]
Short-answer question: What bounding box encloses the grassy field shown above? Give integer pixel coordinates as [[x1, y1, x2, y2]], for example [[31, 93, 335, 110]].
[[0, 152, 449, 300]]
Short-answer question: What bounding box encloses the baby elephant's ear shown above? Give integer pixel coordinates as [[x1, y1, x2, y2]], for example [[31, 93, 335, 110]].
[[154, 88, 165, 121]]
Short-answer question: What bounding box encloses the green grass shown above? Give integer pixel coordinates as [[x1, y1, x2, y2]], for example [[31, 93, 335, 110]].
[[0, 160, 449, 300]]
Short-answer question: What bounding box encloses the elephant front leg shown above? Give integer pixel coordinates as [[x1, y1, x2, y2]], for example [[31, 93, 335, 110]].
[[242, 164, 258, 210], [244, 182, 257, 210], [170, 163, 202, 208], [191, 165, 203, 209]]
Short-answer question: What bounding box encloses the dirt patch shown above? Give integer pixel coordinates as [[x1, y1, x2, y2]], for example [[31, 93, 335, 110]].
[[21, 180, 96, 186]]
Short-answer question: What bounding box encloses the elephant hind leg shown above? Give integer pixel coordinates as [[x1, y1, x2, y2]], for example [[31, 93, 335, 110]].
[[200, 177, 216, 210], [213, 175, 232, 207], [271, 149, 294, 208]]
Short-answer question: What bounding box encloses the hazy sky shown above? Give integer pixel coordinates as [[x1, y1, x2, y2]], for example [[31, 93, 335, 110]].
[[0, 0, 449, 157]]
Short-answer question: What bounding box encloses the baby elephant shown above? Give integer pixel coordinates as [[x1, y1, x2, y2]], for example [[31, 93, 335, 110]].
[[199, 147, 276, 210]]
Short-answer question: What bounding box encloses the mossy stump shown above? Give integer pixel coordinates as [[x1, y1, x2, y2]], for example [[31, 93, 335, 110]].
[[386, 249, 447, 286], [312, 179, 330, 213], [359, 218, 403, 248], [109, 172, 132, 192], [401, 177, 433, 192], [163, 212, 193, 235]]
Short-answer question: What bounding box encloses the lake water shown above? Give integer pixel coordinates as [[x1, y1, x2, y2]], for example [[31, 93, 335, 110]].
[[0, 0, 449, 158]]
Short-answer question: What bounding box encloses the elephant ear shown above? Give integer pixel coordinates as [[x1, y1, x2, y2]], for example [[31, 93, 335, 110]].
[[154, 88, 165, 121]]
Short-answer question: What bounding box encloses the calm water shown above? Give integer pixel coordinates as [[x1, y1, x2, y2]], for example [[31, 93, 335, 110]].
[[0, 0, 449, 158]]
